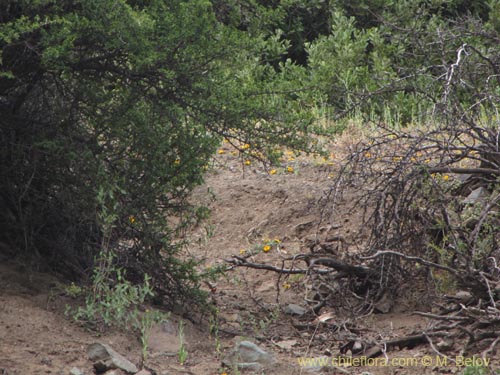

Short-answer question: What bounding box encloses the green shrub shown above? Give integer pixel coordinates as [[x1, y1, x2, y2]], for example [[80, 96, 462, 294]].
[[0, 0, 316, 305]]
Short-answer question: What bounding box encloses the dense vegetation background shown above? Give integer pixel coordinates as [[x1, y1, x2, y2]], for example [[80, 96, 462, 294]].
[[1, 0, 500, 307]]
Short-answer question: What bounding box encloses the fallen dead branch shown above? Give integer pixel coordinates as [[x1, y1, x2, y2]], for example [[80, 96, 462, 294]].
[[225, 29, 500, 360]]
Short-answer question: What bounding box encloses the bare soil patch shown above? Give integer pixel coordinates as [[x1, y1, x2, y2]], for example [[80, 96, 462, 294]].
[[1, 138, 497, 374]]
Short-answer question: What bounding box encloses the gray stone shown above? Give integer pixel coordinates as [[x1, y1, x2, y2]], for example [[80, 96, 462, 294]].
[[69, 368, 85, 375], [374, 292, 393, 313], [463, 187, 489, 204], [352, 341, 363, 352], [235, 341, 274, 364], [103, 370, 126, 375], [223, 340, 275, 370], [455, 290, 473, 301], [87, 343, 138, 374], [456, 174, 472, 183], [284, 303, 307, 316], [275, 339, 297, 350], [147, 321, 180, 357], [135, 370, 152, 375]]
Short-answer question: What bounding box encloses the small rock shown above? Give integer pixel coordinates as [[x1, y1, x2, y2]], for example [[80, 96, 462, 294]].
[[87, 343, 138, 374], [374, 292, 393, 313], [352, 341, 363, 352], [456, 174, 472, 183], [70, 367, 85, 375], [135, 370, 152, 375], [276, 339, 297, 350], [147, 321, 180, 357], [223, 340, 274, 370], [103, 370, 126, 375], [454, 290, 473, 301], [235, 341, 274, 364], [463, 187, 489, 204], [284, 303, 307, 316]]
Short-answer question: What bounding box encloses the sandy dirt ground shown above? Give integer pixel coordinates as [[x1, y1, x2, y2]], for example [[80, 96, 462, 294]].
[[1, 138, 497, 375]]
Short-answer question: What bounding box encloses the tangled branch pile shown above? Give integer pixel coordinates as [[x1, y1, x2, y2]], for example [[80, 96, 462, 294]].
[[228, 16, 500, 356]]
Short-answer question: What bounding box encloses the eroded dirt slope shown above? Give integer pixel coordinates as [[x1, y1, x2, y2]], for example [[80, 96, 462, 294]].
[[1, 139, 493, 375]]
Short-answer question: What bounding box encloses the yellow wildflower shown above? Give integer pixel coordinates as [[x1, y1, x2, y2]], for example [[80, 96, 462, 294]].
[[269, 169, 277, 175], [443, 175, 450, 181], [242, 143, 250, 150], [128, 215, 136, 224], [286, 166, 294, 173], [244, 160, 251, 165], [174, 158, 181, 165], [282, 282, 291, 290], [239, 249, 246, 255], [274, 238, 281, 243], [364, 152, 372, 158], [218, 149, 225, 154], [263, 245, 271, 252]]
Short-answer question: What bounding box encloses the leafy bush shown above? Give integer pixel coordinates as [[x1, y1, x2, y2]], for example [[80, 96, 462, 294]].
[[0, 0, 315, 304]]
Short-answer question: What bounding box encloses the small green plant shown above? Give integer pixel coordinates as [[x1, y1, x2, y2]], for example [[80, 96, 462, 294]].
[[66, 247, 168, 365], [65, 282, 83, 298], [289, 273, 305, 283], [69, 249, 156, 327], [209, 306, 222, 356], [178, 320, 188, 365], [134, 308, 168, 365], [462, 366, 489, 375], [258, 305, 280, 333]]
